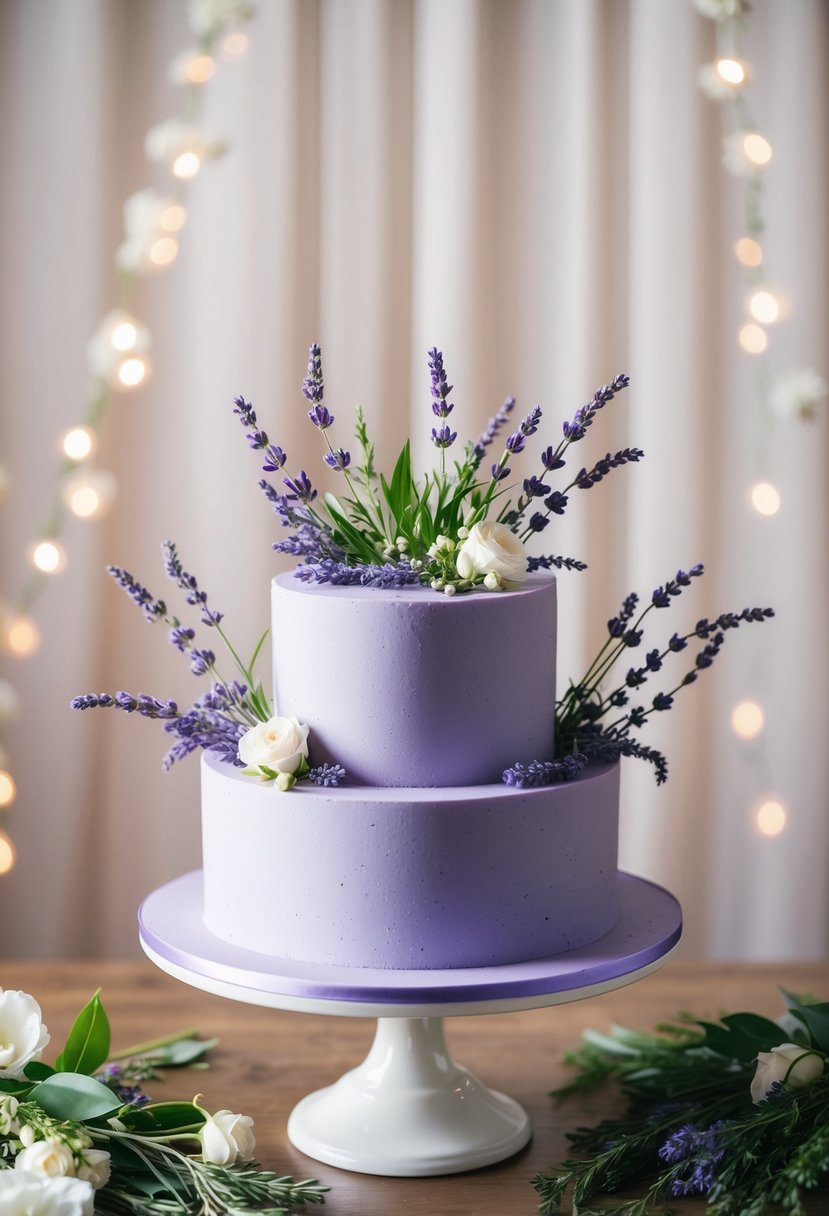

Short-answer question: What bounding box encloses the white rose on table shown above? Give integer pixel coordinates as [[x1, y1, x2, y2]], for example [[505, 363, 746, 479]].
[[199, 1108, 256, 1166], [238, 716, 310, 775], [455, 521, 528, 589], [0, 1172, 94, 1216], [750, 1042, 825, 1103], [0, 989, 50, 1079], [15, 1138, 76, 1178], [75, 1148, 112, 1189]]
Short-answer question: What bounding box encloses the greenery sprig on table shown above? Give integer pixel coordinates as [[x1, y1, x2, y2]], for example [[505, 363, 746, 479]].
[[0, 987, 327, 1215], [533, 989, 829, 1216]]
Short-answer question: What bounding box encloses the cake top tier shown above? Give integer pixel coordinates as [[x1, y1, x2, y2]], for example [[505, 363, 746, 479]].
[[271, 572, 557, 788]]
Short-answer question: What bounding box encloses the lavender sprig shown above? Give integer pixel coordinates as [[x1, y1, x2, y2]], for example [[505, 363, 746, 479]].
[[470, 396, 516, 468], [527, 554, 588, 573], [572, 447, 645, 490], [563, 374, 631, 442], [294, 558, 421, 589], [162, 540, 223, 627], [302, 343, 324, 403], [106, 566, 167, 623], [502, 753, 587, 788]]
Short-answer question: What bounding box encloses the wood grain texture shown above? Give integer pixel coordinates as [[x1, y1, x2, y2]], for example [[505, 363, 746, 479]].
[[2, 962, 828, 1215]]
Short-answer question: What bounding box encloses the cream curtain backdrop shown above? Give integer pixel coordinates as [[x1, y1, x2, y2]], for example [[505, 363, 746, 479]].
[[0, 0, 826, 961]]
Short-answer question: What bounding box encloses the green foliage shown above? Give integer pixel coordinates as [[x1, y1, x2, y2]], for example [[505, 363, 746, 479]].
[[30, 1072, 122, 1121], [535, 994, 829, 1216], [55, 989, 111, 1075]]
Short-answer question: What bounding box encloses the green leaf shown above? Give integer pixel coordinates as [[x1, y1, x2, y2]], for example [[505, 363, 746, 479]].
[[31, 1072, 122, 1121], [324, 494, 379, 562], [23, 1061, 55, 1081], [695, 1012, 789, 1062], [118, 1100, 206, 1134], [258, 765, 279, 781], [0, 1078, 33, 1096], [147, 1037, 219, 1067], [782, 990, 829, 1053], [54, 990, 110, 1075], [247, 628, 270, 675]]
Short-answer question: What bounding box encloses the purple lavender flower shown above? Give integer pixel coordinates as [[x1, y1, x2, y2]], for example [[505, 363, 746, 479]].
[[308, 404, 334, 430], [502, 753, 587, 788], [574, 447, 645, 490], [428, 347, 455, 419], [669, 632, 687, 652], [523, 476, 550, 499], [162, 541, 223, 628], [561, 373, 630, 443], [526, 554, 588, 573], [71, 694, 113, 710], [263, 445, 287, 472], [308, 763, 347, 787], [294, 558, 421, 589], [169, 626, 195, 652], [544, 491, 568, 515], [519, 405, 542, 436], [540, 445, 566, 472], [232, 395, 257, 428], [106, 566, 167, 623], [324, 448, 351, 471], [189, 649, 215, 676], [491, 462, 511, 482], [505, 431, 526, 454], [658, 1121, 728, 1197], [472, 396, 516, 464], [162, 694, 246, 770], [528, 512, 549, 532], [283, 470, 317, 504], [431, 424, 458, 449], [652, 692, 674, 711], [302, 343, 324, 404], [623, 628, 642, 647]]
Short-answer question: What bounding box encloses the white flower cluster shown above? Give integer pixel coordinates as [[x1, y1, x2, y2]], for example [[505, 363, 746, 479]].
[[769, 368, 827, 423], [116, 189, 184, 275], [0, 1172, 94, 1216]]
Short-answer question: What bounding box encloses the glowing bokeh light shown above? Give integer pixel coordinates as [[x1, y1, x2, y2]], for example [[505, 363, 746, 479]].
[[750, 481, 781, 516], [749, 290, 780, 325], [31, 540, 67, 575], [149, 237, 179, 266], [186, 54, 216, 84], [756, 799, 787, 837], [0, 771, 16, 808], [221, 32, 248, 58], [716, 57, 746, 84], [160, 204, 187, 232], [63, 470, 117, 520], [117, 357, 148, 388], [0, 833, 15, 876], [743, 133, 772, 167], [110, 322, 138, 352], [62, 427, 95, 461], [173, 152, 201, 180], [739, 323, 767, 354], [734, 237, 763, 268], [730, 700, 764, 740], [5, 616, 40, 658]]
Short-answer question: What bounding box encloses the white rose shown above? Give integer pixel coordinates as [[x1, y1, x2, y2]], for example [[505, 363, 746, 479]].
[[455, 521, 528, 589], [750, 1043, 825, 1103], [15, 1138, 76, 1178], [75, 1148, 112, 1189], [0, 1172, 94, 1216], [238, 716, 310, 775], [199, 1109, 256, 1166], [0, 989, 50, 1079]]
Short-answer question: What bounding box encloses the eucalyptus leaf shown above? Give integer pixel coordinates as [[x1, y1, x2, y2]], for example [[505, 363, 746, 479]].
[[31, 1072, 122, 1121], [55, 990, 111, 1075], [147, 1036, 219, 1067]]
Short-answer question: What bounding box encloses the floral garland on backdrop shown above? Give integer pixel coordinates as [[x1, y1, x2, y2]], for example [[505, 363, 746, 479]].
[[0, 0, 256, 877], [0, 986, 327, 1215], [534, 989, 829, 1215]]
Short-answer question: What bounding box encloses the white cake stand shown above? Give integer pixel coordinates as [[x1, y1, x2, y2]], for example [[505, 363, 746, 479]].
[[139, 869, 681, 1177]]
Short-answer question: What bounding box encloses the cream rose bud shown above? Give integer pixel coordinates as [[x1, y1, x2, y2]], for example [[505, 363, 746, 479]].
[[75, 1149, 111, 1189], [0, 1094, 19, 1134], [0, 1172, 94, 1216], [238, 716, 310, 774], [455, 521, 528, 589], [750, 1043, 825, 1103], [15, 1139, 76, 1178], [199, 1109, 256, 1166], [0, 989, 50, 1079]]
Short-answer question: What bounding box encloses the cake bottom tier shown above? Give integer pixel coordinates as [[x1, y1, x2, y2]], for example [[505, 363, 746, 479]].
[[201, 754, 620, 970]]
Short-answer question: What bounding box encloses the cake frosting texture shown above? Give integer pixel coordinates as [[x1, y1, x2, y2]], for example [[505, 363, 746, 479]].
[[201, 752, 619, 970], [271, 573, 557, 787]]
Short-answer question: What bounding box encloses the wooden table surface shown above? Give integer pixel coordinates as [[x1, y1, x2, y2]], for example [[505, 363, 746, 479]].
[[3, 961, 828, 1215]]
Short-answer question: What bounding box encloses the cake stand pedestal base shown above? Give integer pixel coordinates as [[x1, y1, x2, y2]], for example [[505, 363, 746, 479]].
[[139, 870, 681, 1177], [287, 1016, 530, 1176]]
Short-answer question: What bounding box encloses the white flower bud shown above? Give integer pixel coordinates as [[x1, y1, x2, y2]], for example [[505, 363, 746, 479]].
[[431, 578, 444, 591], [444, 584, 457, 597], [484, 571, 502, 591], [19, 1125, 36, 1147], [0, 1095, 18, 1134], [750, 1043, 825, 1103], [75, 1149, 111, 1190], [457, 526, 469, 539], [198, 1109, 255, 1166], [435, 534, 454, 551], [463, 507, 477, 527], [275, 772, 297, 792]]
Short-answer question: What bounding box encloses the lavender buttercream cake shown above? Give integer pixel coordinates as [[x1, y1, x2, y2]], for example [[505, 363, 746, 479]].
[[201, 572, 623, 970]]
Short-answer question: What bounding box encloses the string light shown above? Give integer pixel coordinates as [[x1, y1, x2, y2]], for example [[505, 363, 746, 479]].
[[734, 237, 763, 267], [221, 31, 248, 59], [115, 355, 151, 390], [738, 323, 767, 354], [748, 290, 780, 325], [186, 54, 216, 84], [0, 832, 15, 876], [749, 481, 781, 516], [3, 616, 40, 658], [160, 204, 187, 232], [730, 700, 764, 740], [62, 470, 117, 520], [715, 57, 748, 85], [29, 540, 68, 576], [755, 799, 787, 837], [173, 152, 201, 180], [0, 771, 16, 808], [149, 237, 179, 267], [111, 320, 139, 352], [742, 132, 772, 167], [61, 426, 95, 462]]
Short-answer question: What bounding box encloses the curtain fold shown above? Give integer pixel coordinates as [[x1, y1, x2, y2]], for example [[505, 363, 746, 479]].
[[0, 0, 826, 960]]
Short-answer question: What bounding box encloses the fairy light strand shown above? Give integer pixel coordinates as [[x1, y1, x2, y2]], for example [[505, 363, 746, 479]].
[[0, 1, 256, 871]]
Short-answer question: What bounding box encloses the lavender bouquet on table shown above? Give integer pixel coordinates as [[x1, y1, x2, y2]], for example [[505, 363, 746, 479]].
[[72, 344, 772, 790]]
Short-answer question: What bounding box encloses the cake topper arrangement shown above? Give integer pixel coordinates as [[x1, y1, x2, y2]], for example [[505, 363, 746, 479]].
[[72, 345, 772, 789]]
